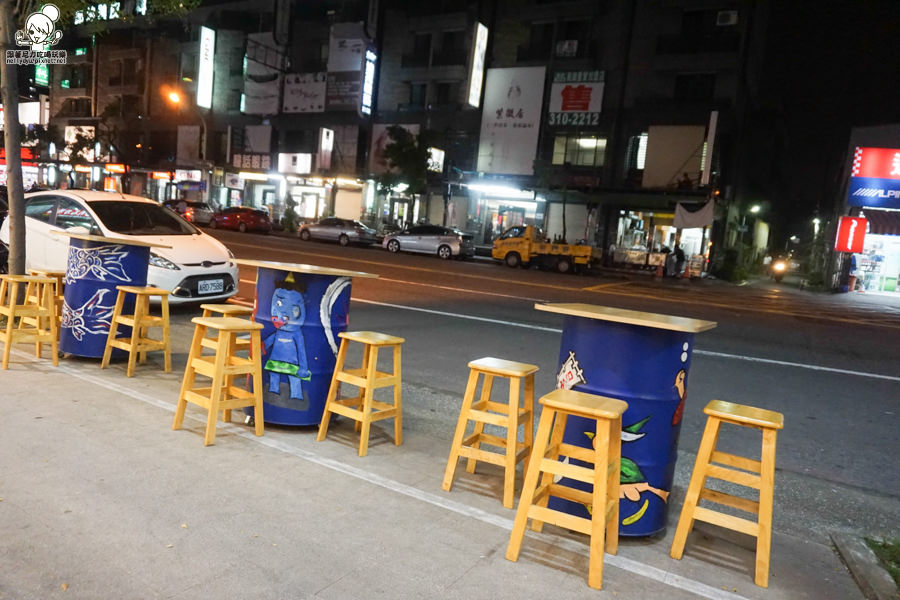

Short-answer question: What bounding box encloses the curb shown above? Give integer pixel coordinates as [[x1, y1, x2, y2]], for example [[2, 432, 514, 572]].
[[831, 533, 899, 600]]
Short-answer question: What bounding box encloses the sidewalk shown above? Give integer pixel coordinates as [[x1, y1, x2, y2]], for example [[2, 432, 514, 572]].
[[0, 346, 870, 599]]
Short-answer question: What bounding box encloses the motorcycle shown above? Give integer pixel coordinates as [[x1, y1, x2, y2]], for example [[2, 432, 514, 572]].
[[770, 258, 787, 282]]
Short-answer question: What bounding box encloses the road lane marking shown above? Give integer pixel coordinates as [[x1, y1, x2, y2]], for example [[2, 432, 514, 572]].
[[582, 281, 631, 291], [17, 349, 749, 600], [377, 277, 547, 302], [353, 299, 900, 383]]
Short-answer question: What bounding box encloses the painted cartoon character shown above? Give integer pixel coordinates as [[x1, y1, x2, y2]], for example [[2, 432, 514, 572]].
[[61, 288, 115, 341], [262, 278, 310, 401], [16, 4, 63, 51]]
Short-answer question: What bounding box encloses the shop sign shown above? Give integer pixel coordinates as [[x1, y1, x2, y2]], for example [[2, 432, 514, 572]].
[[277, 153, 312, 174], [359, 49, 376, 116], [196, 27, 215, 109], [175, 169, 202, 182], [318, 127, 334, 171], [427, 147, 445, 173], [283, 73, 326, 113], [547, 70, 605, 128], [104, 163, 126, 173], [73, 164, 92, 173], [467, 23, 488, 107], [834, 216, 867, 253], [848, 147, 900, 209], [225, 173, 243, 189], [152, 171, 173, 180], [231, 153, 272, 170], [176, 181, 207, 191]]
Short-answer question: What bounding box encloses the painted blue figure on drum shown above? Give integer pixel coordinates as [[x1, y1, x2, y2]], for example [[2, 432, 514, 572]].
[[262, 278, 311, 401]]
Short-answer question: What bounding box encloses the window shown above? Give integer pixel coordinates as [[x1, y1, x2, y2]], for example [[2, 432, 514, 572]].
[[55, 198, 97, 231], [435, 82, 458, 105], [108, 61, 123, 86], [122, 58, 138, 86], [63, 65, 91, 88], [413, 33, 431, 58], [87, 201, 198, 235], [674, 73, 716, 101], [498, 226, 527, 240], [25, 197, 56, 223], [552, 135, 607, 167], [409, 83, 426, 108], [60, 98, 92, 116]]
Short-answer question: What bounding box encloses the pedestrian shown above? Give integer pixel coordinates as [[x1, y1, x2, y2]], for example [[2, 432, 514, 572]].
[[176, 193, 188, 215], [673, 243, 686, 277]]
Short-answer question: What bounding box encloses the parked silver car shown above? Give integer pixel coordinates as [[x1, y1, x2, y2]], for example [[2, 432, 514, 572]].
[[298, 217, 380, 246], [164, 200, 216, 226], [382, 225, 475, 260]]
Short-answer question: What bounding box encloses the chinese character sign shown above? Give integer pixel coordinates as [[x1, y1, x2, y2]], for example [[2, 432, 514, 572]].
[[476, 67, 546, 175], [547, 71, 605, 128], [848, 147, 900, 210], [834, 217, 867, 253]]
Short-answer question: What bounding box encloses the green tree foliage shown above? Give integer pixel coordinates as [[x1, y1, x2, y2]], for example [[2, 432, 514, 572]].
[[377, 125, 430, 196]]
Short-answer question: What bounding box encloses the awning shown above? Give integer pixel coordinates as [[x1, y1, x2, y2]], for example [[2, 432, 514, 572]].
[[858, 208, 900, 236]]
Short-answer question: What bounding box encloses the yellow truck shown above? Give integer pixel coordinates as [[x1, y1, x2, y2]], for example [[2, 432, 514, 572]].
[[491, 225, 601, 273]]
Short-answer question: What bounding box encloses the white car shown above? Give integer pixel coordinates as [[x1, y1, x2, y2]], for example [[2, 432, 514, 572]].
[[0, 190, 239, 304]]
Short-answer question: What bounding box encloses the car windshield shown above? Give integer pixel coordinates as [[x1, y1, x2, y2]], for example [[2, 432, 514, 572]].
[[88, 201, 199, 235]]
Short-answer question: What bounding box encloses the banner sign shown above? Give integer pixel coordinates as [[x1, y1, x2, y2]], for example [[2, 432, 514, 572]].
[[834, 216, 867, 253], [476, 66, 546, 175], [848, 147, 900, 209], [283, 73, 326, 113], [197, 26, 215, 109], [232, 153, 272, 170], [547, 70, 604, 128]]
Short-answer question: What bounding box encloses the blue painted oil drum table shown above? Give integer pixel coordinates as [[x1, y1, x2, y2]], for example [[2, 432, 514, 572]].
[[234, 259, 378, 426], [53, 231, 171, 359], [534, 303, 717, 536]]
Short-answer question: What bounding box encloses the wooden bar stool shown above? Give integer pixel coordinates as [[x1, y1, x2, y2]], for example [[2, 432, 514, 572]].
[[316, 331, 404, 457], [100, 285, 171, 377], [173, 316, 265, 446], [506, 388, 627, 590], [0, 274, 59, 370], [28, 269, 65, 325], [442, 357, 538, 509], [200, 303, 254, 350], [670, 400, 784, 588]]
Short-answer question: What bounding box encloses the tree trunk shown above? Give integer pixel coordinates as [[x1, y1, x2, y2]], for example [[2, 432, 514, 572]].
[[1, 0, 25, 275]]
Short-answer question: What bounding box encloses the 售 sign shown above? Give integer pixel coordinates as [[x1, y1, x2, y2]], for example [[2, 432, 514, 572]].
[[834, 216, 867, 253]]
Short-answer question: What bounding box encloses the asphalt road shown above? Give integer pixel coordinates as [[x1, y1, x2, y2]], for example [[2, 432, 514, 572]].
[[175, 228, 900, 544]]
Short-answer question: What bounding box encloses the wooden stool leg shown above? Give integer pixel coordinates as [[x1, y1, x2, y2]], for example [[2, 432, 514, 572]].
[[755, 428, 777, 588], [250, 330, 265, 436], [532, 411, 567, 533], [392, 343, 402, 446], [588, 416, 611, 590], [357, 346, 379, 457], [204, 332, 229, 446], [100, 290, 126, 370], [317, 338, 349, 441], [670, 416, 723, 559], [161, 296, 171, 373], [1, 281, 15, 370], [125, 293, 144, 377], [506, 406, 556, 562], [174, 324, 204, 430], [354, 343, 372, 433], [44, 284, 59, 366], [442, 368, 480, 492], [522, 373, 535, 476], [466, 373, 494, 474], [605, 415, 621, 555], [502, 375, 522, 509]]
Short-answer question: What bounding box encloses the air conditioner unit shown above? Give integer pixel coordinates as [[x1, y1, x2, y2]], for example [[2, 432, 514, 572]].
[[555, 39, 578, 58], [716, 10, 738, 26]]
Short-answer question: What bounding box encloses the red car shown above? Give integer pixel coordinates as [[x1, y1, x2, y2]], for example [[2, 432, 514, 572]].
[[210, 206, 272, 233]]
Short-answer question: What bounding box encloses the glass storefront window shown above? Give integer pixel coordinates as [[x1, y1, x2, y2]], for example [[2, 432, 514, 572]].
[[552, 135, 607, 167]]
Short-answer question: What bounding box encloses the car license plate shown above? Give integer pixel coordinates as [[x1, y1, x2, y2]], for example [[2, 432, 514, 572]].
[[198, 279, 224, 295]]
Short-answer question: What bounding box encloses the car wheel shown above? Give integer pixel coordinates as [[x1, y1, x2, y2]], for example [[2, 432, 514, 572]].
[[210, 219, 217, 229], [505, 252, 521, 268], [299, 229, 311, 241], [438, 245, 452, 260], [339, 234, 350, 247], [387, 239, 400, 253], [557, 257, 572, 274], [239, 222, 247, 233]]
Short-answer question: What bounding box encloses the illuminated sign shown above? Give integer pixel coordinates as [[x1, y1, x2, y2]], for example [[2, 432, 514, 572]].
[[104, 163, 126, 173], [35, 64, 49, 86], [277, 153, 312, 174], [467, 23, 488, 108], [360, 49, 377, 116], [318, 127, 334, 171], [152, 171, 173, 180], [427, 147, 445, 173], [547, 70, 605, 127], [848, 147, 900, 210], [175, 169, 202, 182], [834, 217, 867, 253], [73, 164, 92, 173], [197, 26, 216, 109]]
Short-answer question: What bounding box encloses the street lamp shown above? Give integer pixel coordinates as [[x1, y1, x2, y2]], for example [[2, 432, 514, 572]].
[[812, 217, 821, 238], [164, 89, 208, 163]]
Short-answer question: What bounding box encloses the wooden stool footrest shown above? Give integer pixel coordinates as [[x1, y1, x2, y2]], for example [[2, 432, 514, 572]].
[[540, 456, 598, 484], [699, 488, 760, 514], [110, 338, 167, 352], [692, 506, 760, 537], [528, 505, 592, 535], [336, 368, 399, 389], [711, 450, 762, 473], [328, 398, 399, 422], [706, 464, 762, 488], [183, 387, 258, 410]]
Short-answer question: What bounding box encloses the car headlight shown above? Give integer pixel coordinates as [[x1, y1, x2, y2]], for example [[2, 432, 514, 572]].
[[149, 252, 181, 270]]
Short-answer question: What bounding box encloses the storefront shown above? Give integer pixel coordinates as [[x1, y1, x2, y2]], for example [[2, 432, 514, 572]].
[[463, 183, 543, 245], [853, 209, 900, 294]]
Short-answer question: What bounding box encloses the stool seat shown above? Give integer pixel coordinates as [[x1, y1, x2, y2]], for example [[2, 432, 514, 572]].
[[338, 330, 405, 346], [704, 400, 784, 429], [670, 399, 784, 588], [467, 357, 538, 377], [443, 356, 538, 508], [317, 330, 403, 456], [174, 316, 264, 446], [200, 303, 254, 317], [507, 388, 627, 590], [101, 285, 171, 377], [541, 388, 629, 419]]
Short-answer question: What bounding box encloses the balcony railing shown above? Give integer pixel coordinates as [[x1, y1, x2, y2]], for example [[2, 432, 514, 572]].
[[656, 33, 740, 55]]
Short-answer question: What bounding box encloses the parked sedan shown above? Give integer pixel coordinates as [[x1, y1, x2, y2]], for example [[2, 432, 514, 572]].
[[0, 190, 239, 303], [210, 206, 272, 233], [382, 225, 474, 260], [164, 200, 216, 226], [298, 217, 379, 246]]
